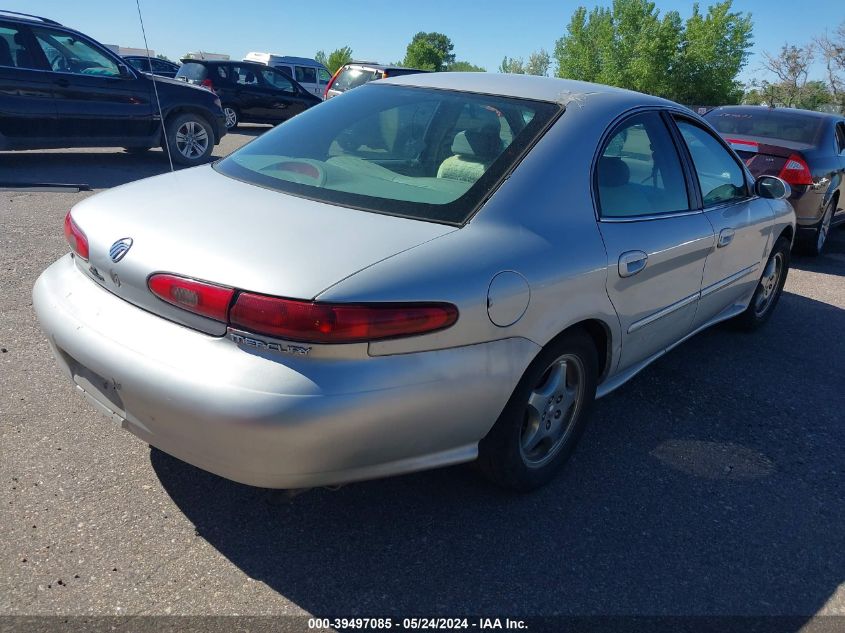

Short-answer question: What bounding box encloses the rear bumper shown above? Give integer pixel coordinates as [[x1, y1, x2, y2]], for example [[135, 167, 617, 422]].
[[32, 255, 538, 488]]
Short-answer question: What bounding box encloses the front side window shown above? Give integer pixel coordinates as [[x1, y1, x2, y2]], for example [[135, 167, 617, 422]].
[[0, 23, 41, 69], [836, 122, 845, 155], [675, 119, 747, 206], [260, 68, 294, 92], [127, 57, 150, 72], [32, 27, 120, 77], [215, 84, 559, 224], [597, 112, 690, 218], [318, 68, 332, 84]]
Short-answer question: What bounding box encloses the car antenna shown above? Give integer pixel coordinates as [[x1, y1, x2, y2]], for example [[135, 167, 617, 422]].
[[135, 0, 174, 172]]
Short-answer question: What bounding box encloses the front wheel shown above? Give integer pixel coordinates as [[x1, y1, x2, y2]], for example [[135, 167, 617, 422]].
[[164, 113, 214, 166], [733, 236, 790, 331], [478, 329, 598, 491]]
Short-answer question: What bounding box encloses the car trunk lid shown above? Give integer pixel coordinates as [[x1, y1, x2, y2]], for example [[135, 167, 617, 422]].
[[69, 166, 456, 336]]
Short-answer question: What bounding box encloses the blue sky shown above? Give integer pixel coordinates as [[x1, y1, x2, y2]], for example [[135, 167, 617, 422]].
[[6, 0, 842, 83]]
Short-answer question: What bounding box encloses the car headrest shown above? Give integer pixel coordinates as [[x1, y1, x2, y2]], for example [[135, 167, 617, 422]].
[[0, 37, 12, 66], [245, 71, 255, 82], [451, 125, 501, 161], [598, 156, 630, 187]]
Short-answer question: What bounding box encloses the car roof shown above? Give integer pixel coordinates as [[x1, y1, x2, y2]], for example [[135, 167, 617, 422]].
[[709, 105, 844, 122], [180, 59, 262, 66], [381, 72, 673, 107], [344, 62, 427, 72], [0, 10, 61, 25]]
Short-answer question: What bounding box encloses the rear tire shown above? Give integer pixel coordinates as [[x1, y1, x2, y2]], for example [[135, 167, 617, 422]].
[[733, 236, 790, 331], [223, 105, 239, 130], [478, 329, 598, 492], [164, 113, 214, 167], [799, 200, 834, 256]]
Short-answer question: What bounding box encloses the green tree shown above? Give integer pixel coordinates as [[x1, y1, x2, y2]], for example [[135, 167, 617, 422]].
[[526, 49, 552, 76], [403, 32, 455, 71], [315, 50, 328, 67], [156, 53, 172, 62], [554, 0, 752, 104], [499, 56, 525, 74], [325, 47, 353, 74], [448, 60, 486, 72]]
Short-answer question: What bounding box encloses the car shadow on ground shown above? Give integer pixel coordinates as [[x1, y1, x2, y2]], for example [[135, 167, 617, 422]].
[[150, 288, 845, 618], [0, 149, 229, 190], [790, 224, 845, 277]]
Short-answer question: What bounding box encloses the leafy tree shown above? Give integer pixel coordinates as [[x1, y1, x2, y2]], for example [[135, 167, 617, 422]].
[[448, 60, 486, 72], [816, 22, 845, 110], [325, 47, 353, 74], [554, 0, 752, 105], [156, 53, 172, 62], [499, 56, 525, 74], [759, 44, 815, 108], [526, 49, 552, 76], [315, 50, 328, 67], [403, 32, 455, 71]]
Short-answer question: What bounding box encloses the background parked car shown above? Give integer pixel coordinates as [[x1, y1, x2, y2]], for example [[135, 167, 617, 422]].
[[243, 52, 330, 98], [176, 59, 320, 130], [324, 62, 428, 99], [705, 105, 845, 255], [0, 11, 226, 166], [124, 54, 180, 78]]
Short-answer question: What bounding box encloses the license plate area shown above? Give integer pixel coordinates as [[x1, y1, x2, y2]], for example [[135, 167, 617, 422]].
[[57, 347, 126, 415]]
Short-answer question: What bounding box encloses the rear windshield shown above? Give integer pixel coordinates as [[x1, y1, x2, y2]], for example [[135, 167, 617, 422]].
[[214, 84, 559, 225], [175, 62, 207, 81], [705, 109, 825, 145], [332, 67, 379, 92]]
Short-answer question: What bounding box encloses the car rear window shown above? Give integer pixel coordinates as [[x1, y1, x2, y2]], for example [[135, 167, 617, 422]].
[[215, 84, 560, 225], [176, 62, 207, 81], [332, 67, 378, 92], [705, 109, 825, 145]]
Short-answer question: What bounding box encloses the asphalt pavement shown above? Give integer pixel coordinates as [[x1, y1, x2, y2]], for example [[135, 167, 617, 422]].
[[1, 127, 844, 621]]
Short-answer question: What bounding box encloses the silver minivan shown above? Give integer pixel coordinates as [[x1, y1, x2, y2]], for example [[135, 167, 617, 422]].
[[242, 52, 331, 98]]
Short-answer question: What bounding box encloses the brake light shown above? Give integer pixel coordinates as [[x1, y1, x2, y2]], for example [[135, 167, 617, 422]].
[[200, 78, 215, 92], [63, 211, 89, 261], [725, 137, 759, 153], [229, 293, 458, 343], [778, 153, 812, 186], [148, 274, 234, 322], [323, 66, 342, 99]]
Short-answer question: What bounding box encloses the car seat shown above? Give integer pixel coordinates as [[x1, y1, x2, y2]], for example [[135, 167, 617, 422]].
[[12, 33, 35, 68], [597, 156, 651, 216], [0, 37, 13, 67], [437, 126, 502, 183]]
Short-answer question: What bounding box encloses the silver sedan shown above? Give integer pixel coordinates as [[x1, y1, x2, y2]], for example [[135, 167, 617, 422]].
[[33, 73, 796, 491]]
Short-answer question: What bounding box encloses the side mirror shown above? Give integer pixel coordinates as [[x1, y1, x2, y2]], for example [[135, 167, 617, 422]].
[[117, 63, 134, 78], [755, 175, 791, 200]]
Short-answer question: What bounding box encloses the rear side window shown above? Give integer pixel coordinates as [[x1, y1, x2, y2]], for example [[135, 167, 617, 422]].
[[176, 62, 207, 81], [706, 109, 824, 145], [231, 64, 260, 85], [216, 84, 559, 224], [836, 122, 845, 155], [333, 67, 377, 92], [597, 112, 690, 218], [0, 23, 42, 69], [675, 120, 747, 207], [295, 66, 316, 84]]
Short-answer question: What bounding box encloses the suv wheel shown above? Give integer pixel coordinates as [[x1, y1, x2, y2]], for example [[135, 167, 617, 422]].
[[165, 113, 214, 166], [223, 106, 239, 130]]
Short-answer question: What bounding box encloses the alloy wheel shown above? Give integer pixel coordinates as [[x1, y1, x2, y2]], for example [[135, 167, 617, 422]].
[[520, 354, 585, 467], [817, 204, 833, 253], [224, 107, 237, 129], [754, 252, 783, 317], [175, 121, 209, 159]]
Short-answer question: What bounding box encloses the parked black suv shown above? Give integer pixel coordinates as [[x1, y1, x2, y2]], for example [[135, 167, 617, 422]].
[[176, 59, 321, 130], [0, 11, 226, 166], [124, 55, 180, 78], [324, 62, 428, 100]]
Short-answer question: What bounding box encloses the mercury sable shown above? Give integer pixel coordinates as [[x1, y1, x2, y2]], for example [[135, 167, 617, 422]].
[[33, 73, 795, 491]]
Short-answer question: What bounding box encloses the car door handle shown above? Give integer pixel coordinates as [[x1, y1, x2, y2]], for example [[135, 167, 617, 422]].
[[718, 228, 735, 248], [618, 250, 648, 278]]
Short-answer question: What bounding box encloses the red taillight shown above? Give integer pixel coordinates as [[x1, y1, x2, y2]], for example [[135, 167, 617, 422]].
[[200, 78, 215, 92], [229, 292, 458, 343], [63, 211, 89, 261], [148, 274, 234, 322], [323, 67, 342, 99], [778, 153, 812, 186]]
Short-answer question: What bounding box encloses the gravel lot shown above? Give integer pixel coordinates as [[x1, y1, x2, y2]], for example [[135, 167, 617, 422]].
[[1, 126, 844, 620]]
